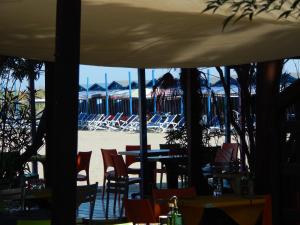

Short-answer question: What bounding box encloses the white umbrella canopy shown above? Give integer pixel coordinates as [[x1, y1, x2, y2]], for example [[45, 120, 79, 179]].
[[0, 0, 299, 67]]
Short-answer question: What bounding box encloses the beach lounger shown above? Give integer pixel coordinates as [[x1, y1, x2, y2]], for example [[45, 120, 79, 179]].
[[87, 114, 104, 130], [79, 114, 96, 129], [78, 113, 88, 129], [107, 112, 123, 130], [127, 116, 140, 132], [92, 114, 112, 130], [172, 116, 185, 130], [147, 114, 162, 130], [120, 114, 136, 129], [160, 114, 178, 132]]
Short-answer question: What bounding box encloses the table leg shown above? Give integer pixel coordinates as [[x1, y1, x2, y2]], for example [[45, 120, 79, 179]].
[[165, 161, 179, 189]]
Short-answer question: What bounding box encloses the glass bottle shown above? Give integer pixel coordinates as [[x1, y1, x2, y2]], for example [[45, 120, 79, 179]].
[[168, 196, 183, 225]]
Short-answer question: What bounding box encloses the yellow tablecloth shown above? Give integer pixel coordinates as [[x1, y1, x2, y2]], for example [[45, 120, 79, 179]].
[[179, 195, 265, 225]]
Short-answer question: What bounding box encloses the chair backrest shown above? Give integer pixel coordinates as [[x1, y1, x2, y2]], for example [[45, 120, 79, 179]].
[[111, 154, 128, 178], [77, 151, 92, 172], [152, 187, 197, 216], [124, 199, 157, 224], [214, 143, 239, 163], [125, 145, 151, 168], [101, 149, 118, 172]]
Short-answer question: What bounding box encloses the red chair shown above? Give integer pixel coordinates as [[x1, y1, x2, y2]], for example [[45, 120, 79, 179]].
[[77, 151, 92, 185], [124, 199, 157, 224], [101, 149, 118, 199], [125, 145, 151, 175], [152, 187, 197, 217], [215, 143, 239, 163], [106, 154, 141, 218]]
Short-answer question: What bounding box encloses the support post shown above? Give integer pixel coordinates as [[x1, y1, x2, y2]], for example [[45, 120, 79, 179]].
[[182, 68, 209, 195], [44, 62, 55, 188], [128, 72, 133, 115], [29, 73, 37, 174], [105, 73, 109, 115], [86, 77, 89, 114], [138, 68, 149, 198], [224, 66, 231, 143], [207, 69, 211, 124], [52, 0, 81, 224], [152, 70, 157, 114]]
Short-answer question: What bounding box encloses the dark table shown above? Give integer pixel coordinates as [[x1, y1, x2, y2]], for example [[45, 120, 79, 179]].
[[119, 149, 171, 191], [148, 155, 187, 188]]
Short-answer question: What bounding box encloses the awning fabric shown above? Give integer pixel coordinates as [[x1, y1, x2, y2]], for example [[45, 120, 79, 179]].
[[0, 0, 299, 67]]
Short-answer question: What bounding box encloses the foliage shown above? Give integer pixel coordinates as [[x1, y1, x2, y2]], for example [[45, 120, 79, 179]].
[[203, 0, 300, 29], [164, 124, 223, 148], [0, 57, 42, 182], [0, 76, 32, 180]]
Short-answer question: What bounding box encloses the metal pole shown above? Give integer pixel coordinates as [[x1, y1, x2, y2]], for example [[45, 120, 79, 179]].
[[105, 73, 109, 115], [207, 69, 211, 125], [129, 72, 133, 115], [86, 77, 89, 114], [152, 70, 157, 114], [138, 68, 149, 198], [52, 0, 81, 223], [224, 66, 231, 143]]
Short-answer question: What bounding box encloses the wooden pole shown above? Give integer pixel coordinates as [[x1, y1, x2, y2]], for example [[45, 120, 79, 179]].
[[44, 62, 55, 187], [29, 73, 37, 174], [224, 66, 231, 143], [138, 68, 149, 197], [52, 0, 81, 224]]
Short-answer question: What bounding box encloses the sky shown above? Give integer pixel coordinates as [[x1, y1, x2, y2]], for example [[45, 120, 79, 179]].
[[32, 60, 300, 89]]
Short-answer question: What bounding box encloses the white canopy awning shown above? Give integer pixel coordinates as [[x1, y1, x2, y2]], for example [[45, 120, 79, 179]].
[[0, 0, 299, 67]]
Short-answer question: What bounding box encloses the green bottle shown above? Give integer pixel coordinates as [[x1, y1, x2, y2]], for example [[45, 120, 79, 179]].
[[168, 196, 183, 225]]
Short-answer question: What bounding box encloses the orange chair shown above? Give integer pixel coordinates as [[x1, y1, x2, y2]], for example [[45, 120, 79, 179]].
[[125, 145, 151, 175], [106, 154, 141, 218], [152, 187, 197, 217], [124, 199, 157, 224], [101, 149, 118, 199], [77, 151, 92, 185]]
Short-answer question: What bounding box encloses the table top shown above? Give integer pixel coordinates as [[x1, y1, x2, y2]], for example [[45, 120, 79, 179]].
[[178, 195, 265, 225], [180, 195, 265, 208], [118, 149, 170, 156], [25, 189, 52, 200], [147, 155, 187, 162]]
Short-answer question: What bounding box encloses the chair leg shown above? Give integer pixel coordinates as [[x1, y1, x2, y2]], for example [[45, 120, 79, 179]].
[[102, 176, 106, 200], [120, 183, 128, 218], [113, 189, 117, 214], [105, 180, 110, 219]]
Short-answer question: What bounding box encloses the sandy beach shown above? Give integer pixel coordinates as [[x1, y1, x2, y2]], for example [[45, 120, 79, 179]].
[[38, 130, 167, 185]]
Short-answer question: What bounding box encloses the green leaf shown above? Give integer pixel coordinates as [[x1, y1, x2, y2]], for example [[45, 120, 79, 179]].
[[223, 14, 235, 30]]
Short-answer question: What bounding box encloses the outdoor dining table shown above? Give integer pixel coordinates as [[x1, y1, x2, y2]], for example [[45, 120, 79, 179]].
[[147, 155, 187, 189], [118, 149, 170, 190], [118, 149, 170, 156], [179, 195, 265, 225]]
